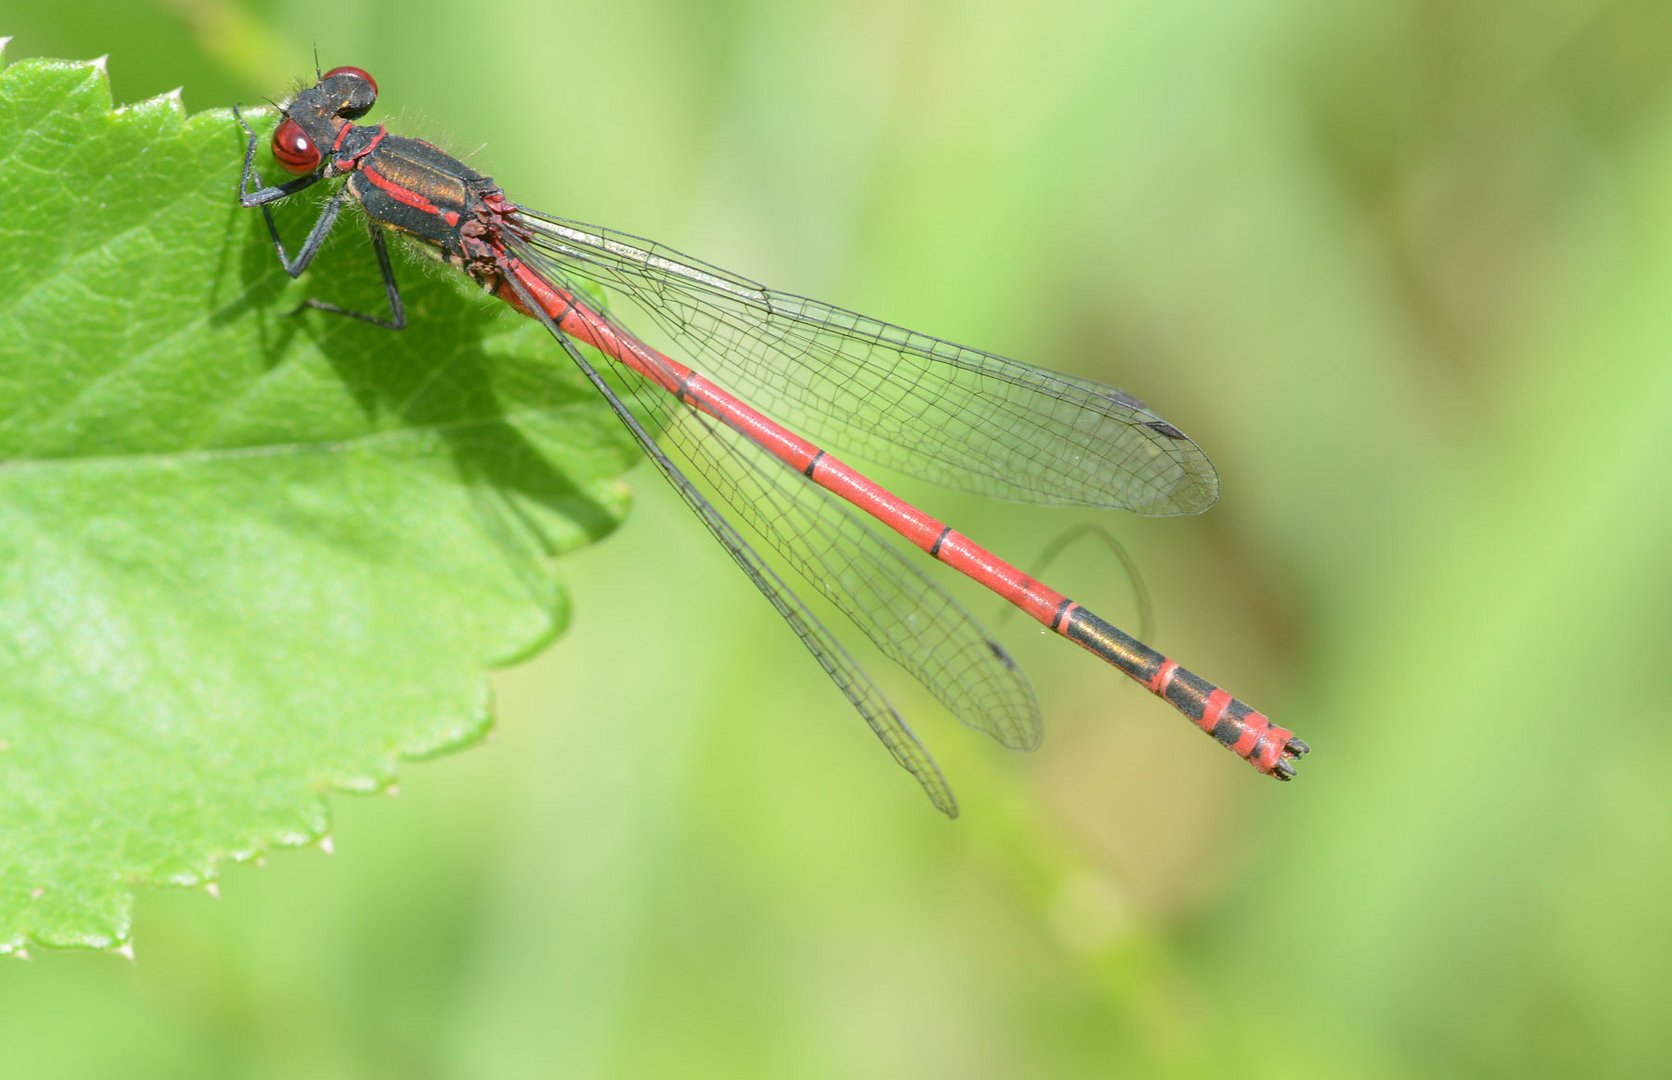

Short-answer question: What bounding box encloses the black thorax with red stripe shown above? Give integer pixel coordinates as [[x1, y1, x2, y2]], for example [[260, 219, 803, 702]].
[[275, 74, 529, 291]]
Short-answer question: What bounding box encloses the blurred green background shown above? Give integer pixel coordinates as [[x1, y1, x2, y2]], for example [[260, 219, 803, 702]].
[[3, 0, 1670, 1076]]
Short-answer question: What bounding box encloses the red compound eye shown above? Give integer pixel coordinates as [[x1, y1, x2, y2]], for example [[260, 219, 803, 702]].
[[271, 117, 321, 174], [322, 65, 377, 95]]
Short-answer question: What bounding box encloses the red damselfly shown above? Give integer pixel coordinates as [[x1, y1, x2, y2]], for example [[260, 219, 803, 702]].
[[234, 65, 1307, 815]]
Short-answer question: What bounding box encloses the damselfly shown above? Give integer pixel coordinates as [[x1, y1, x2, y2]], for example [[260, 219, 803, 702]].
[[235, 65, 1308, 815]]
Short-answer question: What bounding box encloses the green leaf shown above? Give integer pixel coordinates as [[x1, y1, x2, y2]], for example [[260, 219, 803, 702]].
[[0, 48, 637, 951]]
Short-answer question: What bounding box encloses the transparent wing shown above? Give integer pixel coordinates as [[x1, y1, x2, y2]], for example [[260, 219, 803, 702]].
[[513, 247, 1043, 752], [648, 383, 1042, 751], [516, 213, 1219, 515], [509, 275, 961, 815]]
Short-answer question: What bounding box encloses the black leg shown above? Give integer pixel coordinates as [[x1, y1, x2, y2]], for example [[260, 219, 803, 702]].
[[233, 106, 405, 331], [235, 104, 330, 275], [234, 104, 321, 211], [291, 223, 407, 330]]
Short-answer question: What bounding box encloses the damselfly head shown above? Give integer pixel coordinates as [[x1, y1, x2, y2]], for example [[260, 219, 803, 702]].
[[270, 66, 381, 175]]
